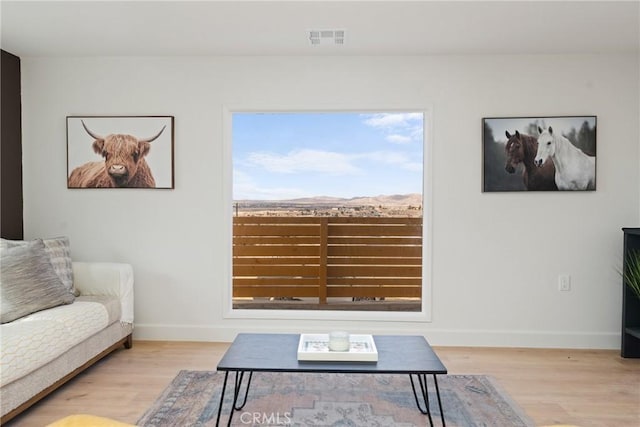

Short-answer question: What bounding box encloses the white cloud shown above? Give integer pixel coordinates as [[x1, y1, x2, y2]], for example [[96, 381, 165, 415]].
[[362, 113, 423, 129], [357, 151, 422, 171], [403, 162, 423, 172], [242, 147, 420, 185], [386, 134, 412, 144], [360, 151, 407, 164], [238, 186, 309, 200], [409, 125, 424, 141], [362, 113, 423, 144], [233, 170, 308, 200], [247, 149, 360, 175]]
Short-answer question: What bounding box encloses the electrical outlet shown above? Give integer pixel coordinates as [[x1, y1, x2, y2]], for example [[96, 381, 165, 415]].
[[558, 274, 571, 291]]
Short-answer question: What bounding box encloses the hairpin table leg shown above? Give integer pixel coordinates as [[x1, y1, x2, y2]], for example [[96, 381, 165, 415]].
[[433, 374, 445, 426], [233, 371, 253, 410], [410, 373, 446, 426], [215, 371, 254, 427], [215, 371, 230, 427]]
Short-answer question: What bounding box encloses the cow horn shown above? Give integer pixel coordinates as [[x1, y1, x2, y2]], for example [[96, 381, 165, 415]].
[[81, 120, 104, 140], [139, 125, 166, 143]]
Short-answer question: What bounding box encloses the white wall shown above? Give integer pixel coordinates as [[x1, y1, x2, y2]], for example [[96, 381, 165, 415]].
[[20, 54, 639, 348]]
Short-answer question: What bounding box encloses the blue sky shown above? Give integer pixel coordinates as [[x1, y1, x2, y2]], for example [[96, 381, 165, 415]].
[[233, 112, 424, 200]]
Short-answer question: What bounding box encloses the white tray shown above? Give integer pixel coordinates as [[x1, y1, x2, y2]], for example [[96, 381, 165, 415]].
[[297, 334, 378, 362]]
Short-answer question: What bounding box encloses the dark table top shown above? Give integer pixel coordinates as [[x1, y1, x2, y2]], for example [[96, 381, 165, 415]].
[[217, 333, 447, 374]]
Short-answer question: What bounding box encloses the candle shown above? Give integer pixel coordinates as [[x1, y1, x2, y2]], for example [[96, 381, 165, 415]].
[[328, 331, 350, 351]]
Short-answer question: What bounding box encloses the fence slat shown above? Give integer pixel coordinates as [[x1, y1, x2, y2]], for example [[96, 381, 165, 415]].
[[235, 216, 321, 224], [234, 277, 318, 286], [233, 287, 320, 298], [328, 265, 421, 277], [329, 257, 421, 265], [328, 245, 422, 257], [327, 278, 422, 286], [234, 265, 319, 276], [234, 257, 319, 265], [235, 225, 321, 236], [235, 236, 320, 245], [327, 287, 420, 298], [329, 225, 422, 237], [328, 237, 422, 245], [327, 217, 422, 225], [234, 246, 320, 257]]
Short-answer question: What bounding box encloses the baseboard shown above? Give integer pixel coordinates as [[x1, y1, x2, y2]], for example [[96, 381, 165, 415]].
[[133, 323, 620, 350]]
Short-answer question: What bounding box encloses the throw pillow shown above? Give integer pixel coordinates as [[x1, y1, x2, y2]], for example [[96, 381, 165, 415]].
[[0, 239, 75, 323], [1, 236, 76, 295]]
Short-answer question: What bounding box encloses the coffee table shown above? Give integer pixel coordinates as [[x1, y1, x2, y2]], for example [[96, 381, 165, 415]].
[[216, 333, 447, 426]]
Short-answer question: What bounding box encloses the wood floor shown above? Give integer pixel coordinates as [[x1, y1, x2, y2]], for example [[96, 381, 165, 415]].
[[6, 341, 640, 427]]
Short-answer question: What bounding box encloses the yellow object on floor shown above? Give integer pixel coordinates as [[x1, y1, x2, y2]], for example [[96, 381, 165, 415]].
[[46, 414, 135, 427]]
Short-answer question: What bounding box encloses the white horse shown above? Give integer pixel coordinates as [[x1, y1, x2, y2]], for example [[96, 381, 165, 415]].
[[534, 126, 595, 190]]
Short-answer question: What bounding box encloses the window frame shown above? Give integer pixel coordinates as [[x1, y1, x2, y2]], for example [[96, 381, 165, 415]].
[[222, 105, 433, 323]]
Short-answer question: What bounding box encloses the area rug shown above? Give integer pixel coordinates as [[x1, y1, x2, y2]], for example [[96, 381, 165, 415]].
[[137, 371, 534, 427]]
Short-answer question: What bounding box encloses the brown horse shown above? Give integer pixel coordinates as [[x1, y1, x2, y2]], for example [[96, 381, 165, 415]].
[[505, 130, 557, 191]]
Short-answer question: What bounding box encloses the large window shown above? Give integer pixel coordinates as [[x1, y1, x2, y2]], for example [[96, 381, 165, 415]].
[[231, 111, 427, 314]]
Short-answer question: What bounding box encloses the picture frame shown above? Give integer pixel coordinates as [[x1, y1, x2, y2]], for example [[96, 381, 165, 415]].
[[482, 116, 596, 192], [67, 116, 174, 189]]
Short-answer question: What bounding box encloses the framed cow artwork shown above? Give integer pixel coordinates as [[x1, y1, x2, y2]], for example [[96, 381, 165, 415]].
[[482, 116, 596, 192], [67, 116, 175, 189]]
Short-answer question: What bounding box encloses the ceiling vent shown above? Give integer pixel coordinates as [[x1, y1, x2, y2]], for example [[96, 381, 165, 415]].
[[308, 29, 346, 46]]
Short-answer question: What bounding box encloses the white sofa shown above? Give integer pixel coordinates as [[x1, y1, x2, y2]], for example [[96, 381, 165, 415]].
[[0, 261, 134, 423]]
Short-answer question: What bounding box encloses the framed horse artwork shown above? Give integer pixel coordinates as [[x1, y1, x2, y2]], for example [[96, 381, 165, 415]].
[[482, 116, 596, 192]]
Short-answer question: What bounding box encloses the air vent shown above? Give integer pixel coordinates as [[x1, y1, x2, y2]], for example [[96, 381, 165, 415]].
[[308, 29, 346, 46]]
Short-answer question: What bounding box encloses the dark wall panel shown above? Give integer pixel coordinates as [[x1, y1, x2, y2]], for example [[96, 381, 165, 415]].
[[1, 49, 23, 239]]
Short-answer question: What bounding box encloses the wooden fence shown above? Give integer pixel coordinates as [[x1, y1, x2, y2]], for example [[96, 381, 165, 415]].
[[233, 216, 422, 304]]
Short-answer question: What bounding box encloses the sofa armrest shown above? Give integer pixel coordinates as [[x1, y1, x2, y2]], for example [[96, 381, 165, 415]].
[[72, 262, 134, 324]]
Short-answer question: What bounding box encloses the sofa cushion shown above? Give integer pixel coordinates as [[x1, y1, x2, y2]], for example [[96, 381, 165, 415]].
[[76, 295, 121, 326], [1, 237, 76, 295], [0, 240, 75, 324], [42, 237, 76, 295], [0, 300, 111, 386]]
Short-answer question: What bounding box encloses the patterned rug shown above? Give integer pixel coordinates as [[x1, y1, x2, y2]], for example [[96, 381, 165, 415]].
[[137, 371, 534, 427]]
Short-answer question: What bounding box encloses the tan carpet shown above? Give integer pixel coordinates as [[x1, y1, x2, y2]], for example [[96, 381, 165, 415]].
[[138, 371, 534, 426]]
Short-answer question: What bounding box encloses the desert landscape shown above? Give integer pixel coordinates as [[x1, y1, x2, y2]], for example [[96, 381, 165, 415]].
[[233, 193, 422, 217]]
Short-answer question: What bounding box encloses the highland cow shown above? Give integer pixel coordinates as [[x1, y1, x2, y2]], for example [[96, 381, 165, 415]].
[[68, 121, 165, 188]]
